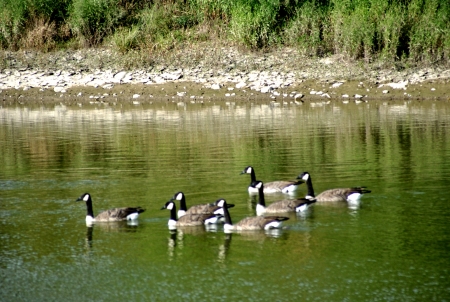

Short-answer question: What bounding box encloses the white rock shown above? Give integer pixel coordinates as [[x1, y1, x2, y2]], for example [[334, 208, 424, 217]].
[[236, 82, 246, 89], [342, 94, 349, 98], [386, 80, 408, 89], [260, 86, 272, 93], [354, 94, 363, 99], [114, 71, 127, 81], [54, 86, 66, 93], [132, 94, 140, 99], [382, 90, 389, 94], [331, 82, 343, 88], [293, 93, 303, 99], [211, 83, 221, 90]]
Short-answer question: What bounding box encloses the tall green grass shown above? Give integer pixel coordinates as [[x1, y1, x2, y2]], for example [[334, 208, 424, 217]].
[[0, 0, 449, 64]]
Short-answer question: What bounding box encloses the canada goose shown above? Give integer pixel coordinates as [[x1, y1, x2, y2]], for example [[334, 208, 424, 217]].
[[171, 192, 235, 218], [241, 166, 302, 194], [76, 193, 145, 224], [161, 200, 222, 230], [298, 172, 371, 203], [252, 181, 316, 216], [217, 199, 289, 232]]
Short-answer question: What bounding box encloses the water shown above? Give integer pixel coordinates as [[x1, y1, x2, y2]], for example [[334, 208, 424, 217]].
[[1, 100, 450, 301]]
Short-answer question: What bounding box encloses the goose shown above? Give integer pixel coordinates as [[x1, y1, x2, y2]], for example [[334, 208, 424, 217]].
[[217, 199, 289, 232], [298, 172, 371, 203], [171, 192, 235, 218], [76, 193, 145, 224], [161, 200, 222, 230], [240, 166, 302, 194], [252, 181, 316, 216]]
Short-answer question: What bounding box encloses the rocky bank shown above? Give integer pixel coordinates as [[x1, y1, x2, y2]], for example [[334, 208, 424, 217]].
[[1, 46, 449, 104]]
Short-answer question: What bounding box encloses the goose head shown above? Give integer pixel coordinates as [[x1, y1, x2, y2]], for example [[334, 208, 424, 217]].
[[297, 172, 310, 182], [240, 166, 254, 175], [76, 193, 91, 203]]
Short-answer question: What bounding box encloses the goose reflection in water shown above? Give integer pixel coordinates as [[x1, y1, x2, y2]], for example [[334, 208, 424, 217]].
[[166, 228, 232, 264]]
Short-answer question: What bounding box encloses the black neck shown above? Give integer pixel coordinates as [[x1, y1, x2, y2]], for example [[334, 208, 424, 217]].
[[250, 169, 256, 183], [179, 195, 187, 211], [223, 202, 233, 225], [257, 184, 266, 206], [169, 203, 178, 221], [85, 198, 94, 217], [305, 176, 315, 197]]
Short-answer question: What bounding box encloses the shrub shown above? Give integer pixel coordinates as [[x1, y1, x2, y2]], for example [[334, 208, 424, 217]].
[[69, 0, 125, 46]]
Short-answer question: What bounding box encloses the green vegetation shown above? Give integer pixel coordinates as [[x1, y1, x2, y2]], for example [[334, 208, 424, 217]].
[[0, 0, 449, 64]]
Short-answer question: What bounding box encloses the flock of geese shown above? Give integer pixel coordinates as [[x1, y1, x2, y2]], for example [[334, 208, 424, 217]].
[[76, 166, 371, 232]]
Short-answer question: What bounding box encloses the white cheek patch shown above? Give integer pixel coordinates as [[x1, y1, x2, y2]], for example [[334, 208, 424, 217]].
[[246, 167, 252, 173], [216, 199, 225, 207], [83, 194, 90, 202], [302, 174, 310, 181], [255, 182, 263, 189], [166, 202, 174, 210], [176, 193, 183, 200]]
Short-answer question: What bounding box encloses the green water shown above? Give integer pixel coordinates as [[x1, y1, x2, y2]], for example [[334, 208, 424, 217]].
[[1, 100, 450, 301]]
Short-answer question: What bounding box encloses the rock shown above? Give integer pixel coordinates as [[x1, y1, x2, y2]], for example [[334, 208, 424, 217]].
[[236, 81, 246, 89], [260, 86, 272, 93], [331, 82, 343, 88]]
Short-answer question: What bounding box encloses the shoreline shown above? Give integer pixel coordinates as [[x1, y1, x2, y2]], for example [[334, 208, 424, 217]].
[[1, 47, 449, 104]]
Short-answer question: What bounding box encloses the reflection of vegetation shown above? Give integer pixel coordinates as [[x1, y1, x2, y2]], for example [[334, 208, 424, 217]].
[[1, 102, 450, 195]]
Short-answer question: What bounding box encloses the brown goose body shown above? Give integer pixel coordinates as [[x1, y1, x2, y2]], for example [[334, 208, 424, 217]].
[[76, 193, 145, 223], [217, 199, 289, 232], [232, 216, 289, 231], [161, 200, 221, 229], [93, 207, 146, 222], [298, 172, 371, 203], [315, 188, 370, 202], [253, 181, 316, 215], [171, 192, 234, 218]]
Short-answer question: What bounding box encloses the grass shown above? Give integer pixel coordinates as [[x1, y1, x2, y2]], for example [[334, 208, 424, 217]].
[[0, 0, 448, 66]]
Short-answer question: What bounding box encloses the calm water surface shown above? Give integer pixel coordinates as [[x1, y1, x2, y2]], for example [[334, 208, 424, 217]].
[[1, 100, 450, 301]]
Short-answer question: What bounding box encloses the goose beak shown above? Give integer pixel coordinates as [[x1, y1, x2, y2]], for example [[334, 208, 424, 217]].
[[76, 197, 82, 202]]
